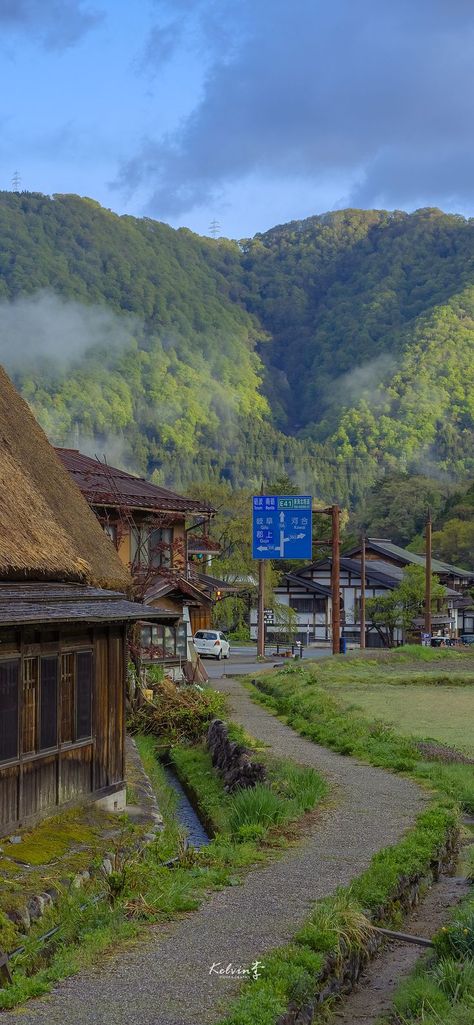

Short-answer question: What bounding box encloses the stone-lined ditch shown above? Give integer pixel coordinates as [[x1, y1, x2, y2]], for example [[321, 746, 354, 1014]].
[[160, 760, 211, 849], [331, 819, 473, 1025]]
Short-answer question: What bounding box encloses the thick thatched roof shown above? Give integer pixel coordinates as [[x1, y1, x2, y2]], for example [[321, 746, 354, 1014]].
[[0, 366, 130, 590]]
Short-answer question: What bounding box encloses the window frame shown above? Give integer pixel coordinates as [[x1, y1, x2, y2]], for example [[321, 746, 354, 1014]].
[[0, 658, 20, 764], [0, 647, 94, 767]]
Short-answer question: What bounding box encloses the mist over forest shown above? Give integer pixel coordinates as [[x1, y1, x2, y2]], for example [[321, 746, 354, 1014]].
[[1, 192, 473, 523]]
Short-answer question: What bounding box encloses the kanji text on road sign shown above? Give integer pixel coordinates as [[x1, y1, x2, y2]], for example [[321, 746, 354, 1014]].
[[252, 495, 312, 560]]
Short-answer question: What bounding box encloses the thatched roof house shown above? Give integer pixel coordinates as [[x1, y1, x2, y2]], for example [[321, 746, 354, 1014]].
[[0, 366, 170, 835], [0, 366, 130, 590]]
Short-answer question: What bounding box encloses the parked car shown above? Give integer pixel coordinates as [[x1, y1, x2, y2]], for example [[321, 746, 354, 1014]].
[[460, 634, 474, 645], [193, 629, 230, 660]]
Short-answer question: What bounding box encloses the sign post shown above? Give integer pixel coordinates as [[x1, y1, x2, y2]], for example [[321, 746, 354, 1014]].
[[252, 495, 313, 561], [253, 495, 312, 657]]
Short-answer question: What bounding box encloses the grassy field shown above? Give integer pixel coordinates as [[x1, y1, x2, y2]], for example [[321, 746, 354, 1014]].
[[306, 646, 474, 757]]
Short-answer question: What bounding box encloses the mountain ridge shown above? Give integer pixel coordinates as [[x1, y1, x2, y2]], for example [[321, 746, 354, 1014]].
[[0, 192, 472, 506]]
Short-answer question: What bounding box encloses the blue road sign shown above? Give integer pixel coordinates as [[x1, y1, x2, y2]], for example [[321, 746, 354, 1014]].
[[252, 495, 312, 560]]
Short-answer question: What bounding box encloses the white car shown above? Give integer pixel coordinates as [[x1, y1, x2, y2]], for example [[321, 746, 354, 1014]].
[[193, 630, 230, 660]]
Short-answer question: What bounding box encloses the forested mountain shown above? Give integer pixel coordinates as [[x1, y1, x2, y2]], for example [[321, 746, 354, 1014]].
[[0, 193, 473, 507]]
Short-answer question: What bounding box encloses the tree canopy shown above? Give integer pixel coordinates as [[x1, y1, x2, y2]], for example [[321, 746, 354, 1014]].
[[0, 193, 473, 512]]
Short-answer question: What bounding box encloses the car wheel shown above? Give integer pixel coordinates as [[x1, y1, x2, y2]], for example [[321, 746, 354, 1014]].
[[224, 651, 230, 659]]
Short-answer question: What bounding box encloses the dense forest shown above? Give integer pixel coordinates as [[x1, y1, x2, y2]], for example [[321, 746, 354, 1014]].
[[0, 193, 473, 517]]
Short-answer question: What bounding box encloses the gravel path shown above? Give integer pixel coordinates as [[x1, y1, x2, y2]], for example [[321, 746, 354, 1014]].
[[2, 675, 426, 1025]]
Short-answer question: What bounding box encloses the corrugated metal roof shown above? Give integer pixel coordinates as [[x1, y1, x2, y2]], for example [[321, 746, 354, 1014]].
[[0, 583, 178, 627], [56, 449, 215, 515]]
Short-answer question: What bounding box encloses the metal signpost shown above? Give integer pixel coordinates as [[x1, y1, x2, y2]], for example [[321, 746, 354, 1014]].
[[252, 495, 313, 560], [253, 496, 312, 655]]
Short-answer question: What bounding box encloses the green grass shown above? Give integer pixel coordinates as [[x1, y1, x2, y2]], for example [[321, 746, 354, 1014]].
[[248, 660, 474, 811], [218, 805, 458, 1025], [213, 652, 472, 1025], [379, 890, 474, 1024], [330, 683, 474, 756], [0, 730, 326, 1011]]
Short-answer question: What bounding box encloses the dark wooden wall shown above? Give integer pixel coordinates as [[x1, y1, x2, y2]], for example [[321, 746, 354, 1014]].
[[0, 623, 126, 836]]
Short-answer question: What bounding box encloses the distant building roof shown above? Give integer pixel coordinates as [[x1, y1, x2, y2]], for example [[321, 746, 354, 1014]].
[[56, 449, 215, 516], [354, 539, 474, 580], [0, 368, 130, 591], [296, 556, 460, 596], [144, 574, 213, 607], [0, 582, 177, 627], [283, 573, 331, 597]]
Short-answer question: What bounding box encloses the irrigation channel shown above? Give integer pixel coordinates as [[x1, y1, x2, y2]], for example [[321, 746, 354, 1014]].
[[160, 760, 211, 849]]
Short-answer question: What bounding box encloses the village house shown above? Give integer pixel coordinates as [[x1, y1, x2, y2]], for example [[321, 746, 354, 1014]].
[[0, 367, 171, 836], [251, 538, 474, 648], [55, 450, 219, 672]]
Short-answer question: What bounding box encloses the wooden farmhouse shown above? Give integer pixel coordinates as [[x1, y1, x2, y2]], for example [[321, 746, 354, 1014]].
[[55, 450, 220, 672], [0, 367, 170, 836], [251, 537, 474, 648]]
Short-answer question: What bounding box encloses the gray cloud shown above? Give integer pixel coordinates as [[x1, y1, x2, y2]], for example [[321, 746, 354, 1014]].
[[0, 0, 102, 49], [119, 0, 474, 218]]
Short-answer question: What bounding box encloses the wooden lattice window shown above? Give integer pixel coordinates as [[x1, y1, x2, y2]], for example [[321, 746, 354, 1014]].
[[61, 653, 75, 744], [76, 652, 93, 740], [22, 657, 38, 754], [40, 656, 58, 750], [0, 659, 19, 762]]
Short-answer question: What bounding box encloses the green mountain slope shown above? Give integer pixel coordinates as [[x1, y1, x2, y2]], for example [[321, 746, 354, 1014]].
[[0, 193, 473, 504]]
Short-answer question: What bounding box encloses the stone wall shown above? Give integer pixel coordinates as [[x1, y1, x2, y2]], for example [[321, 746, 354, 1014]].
[[207, 719, 266, 792]]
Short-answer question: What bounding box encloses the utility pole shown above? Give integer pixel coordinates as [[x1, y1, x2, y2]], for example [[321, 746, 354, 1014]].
[[360, 534, 366, 649], [257, 481, 265, 658], [257, 559, 265, 657], [331, 505, 341, 655], [424, 510, 432, 637]]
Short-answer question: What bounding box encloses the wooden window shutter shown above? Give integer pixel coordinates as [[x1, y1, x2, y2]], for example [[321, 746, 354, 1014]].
[[0, 659, 19, 762]]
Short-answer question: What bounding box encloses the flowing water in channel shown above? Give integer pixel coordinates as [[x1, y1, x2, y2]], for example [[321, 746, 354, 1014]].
[[160, 761, 211, 849]]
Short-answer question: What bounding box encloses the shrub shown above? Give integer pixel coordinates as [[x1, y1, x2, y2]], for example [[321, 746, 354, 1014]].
[[127, 680, 227, 745]]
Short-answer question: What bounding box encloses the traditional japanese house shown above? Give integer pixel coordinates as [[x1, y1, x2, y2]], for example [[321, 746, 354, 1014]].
[[55, 450, 218, 668], [251, 538, 472, 647], [0, 367, 173, 835]]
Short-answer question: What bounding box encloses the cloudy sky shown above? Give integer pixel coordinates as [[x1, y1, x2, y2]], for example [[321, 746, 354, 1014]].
[[1, 0, 473, 237]]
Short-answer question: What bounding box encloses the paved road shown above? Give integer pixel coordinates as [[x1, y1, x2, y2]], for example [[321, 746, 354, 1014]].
[[204, 647, 328, 680], [2, 676, 426, 1025]]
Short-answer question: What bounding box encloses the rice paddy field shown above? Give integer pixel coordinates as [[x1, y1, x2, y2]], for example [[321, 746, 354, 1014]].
[[307, 646, 474, 757]]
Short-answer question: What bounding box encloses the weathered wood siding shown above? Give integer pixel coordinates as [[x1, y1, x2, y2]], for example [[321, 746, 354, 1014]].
[[0, 624, 126, 835]]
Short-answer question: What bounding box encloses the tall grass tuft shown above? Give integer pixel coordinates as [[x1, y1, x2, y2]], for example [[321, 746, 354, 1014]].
[[228, 785, 288, 835]]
